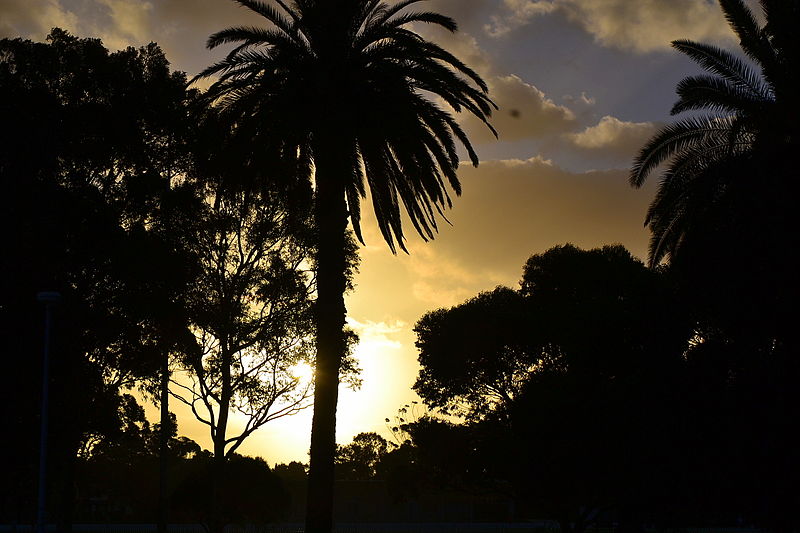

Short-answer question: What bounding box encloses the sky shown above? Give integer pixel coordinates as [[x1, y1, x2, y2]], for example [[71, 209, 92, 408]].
[[1, 0, 745, 464]]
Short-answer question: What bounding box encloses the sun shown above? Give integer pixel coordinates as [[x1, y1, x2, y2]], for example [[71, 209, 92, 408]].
[[290, 361, 315, 384]]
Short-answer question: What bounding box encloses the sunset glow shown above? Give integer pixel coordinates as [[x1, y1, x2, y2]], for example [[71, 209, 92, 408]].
[[1, 0, 747, 464]]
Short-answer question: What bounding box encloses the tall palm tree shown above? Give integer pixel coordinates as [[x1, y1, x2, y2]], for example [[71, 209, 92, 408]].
[[194, 1, 495, 531], [630, 0, 799, 267]]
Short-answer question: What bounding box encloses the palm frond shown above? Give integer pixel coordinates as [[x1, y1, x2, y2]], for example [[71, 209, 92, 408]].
[[671, 74, 772, 115], [630, 116, 741, 188], [233, 0, 297, 38], [671, 40, 772, 99], [374, 0, 428, 26], [197, 0, 492, 251], [387, 11, 458, 33], [718, 0, 768, 60]]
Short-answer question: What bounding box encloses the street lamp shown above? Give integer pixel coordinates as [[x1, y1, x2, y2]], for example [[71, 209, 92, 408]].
[[36, 291, 60, 533]]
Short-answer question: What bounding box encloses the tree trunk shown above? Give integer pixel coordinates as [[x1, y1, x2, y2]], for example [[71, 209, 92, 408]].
[[210, 444, 227, 533], [211, 342, 232, 533], [158, 353, 169, 533], [305, 141, 349, 533]]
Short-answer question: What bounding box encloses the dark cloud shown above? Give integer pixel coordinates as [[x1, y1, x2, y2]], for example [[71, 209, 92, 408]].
[[488, 0, 735, 53], [0, 0, 78, 39]]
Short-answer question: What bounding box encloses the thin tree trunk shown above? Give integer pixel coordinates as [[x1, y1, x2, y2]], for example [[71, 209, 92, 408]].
[[158, 353, 169, 533], [210, 444, 227, 533], [211, 342, 232, 533], [305, 144, 348, 533]]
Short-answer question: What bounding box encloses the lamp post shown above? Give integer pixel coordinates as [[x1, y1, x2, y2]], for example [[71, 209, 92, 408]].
[[36, 291, 60, 533]]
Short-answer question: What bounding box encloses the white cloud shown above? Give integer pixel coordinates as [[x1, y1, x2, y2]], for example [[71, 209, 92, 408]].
[[346, 318, 406, 350], [488, 0, 736, 53], [563, 91, 596, 107], [566, 115, 661, 158], [493, 74, 577, 137]]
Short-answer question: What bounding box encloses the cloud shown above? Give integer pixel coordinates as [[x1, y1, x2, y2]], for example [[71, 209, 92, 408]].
[[0, 0, 79, 39], [405, 246, 486, 306], [410, 10, 576, 143], [0, 0, 154, 48], [346, 318, 406, 350], [565, 115, 662, 158], [461, 74, 577, 142], [425, 0, 499, 36], [88, 0, 155, 52], [352, 153, 655, 317], [431, 156, 654, 275], [563, 92, 596, 108], [488, 0, 735, 53], [0, 0, 261, 76]]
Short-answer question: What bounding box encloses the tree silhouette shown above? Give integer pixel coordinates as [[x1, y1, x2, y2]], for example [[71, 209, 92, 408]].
[[630, 0, 798, 266], [194, 2, 494, 531], [413, 245, 690, 530], [171, 136, 317, 463], [335, 432, 391, 480], [0, 30, 197, 526], [630, 0, 800, 363], [414, 287, 532, 420], [162, 108, 324, 532]]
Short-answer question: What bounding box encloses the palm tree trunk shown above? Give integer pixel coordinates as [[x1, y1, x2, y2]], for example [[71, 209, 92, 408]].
[[305, 140, 349, 533]]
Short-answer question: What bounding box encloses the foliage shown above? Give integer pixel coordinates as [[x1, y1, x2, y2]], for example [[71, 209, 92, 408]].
[[170, 454, 290, 525], [414, 287, 532, 419], [626, 4, 800, 524], [274, 461, 309, 482], [75, 450, 290, 524], [412, 245, 690, 529], [415, 244, 687, 421], [169, 123, 319, 459], [0, 29, 196, 523], [196, 0, 496, 252], [335, 432, 391, 480], [630, 0, 799, 267], [79, 394, 200, 464], [629, 0, 799, 347]]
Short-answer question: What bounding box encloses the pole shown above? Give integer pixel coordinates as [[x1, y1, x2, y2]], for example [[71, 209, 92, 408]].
[[158, 352, 170, 533], [36, 291, 60, 533]]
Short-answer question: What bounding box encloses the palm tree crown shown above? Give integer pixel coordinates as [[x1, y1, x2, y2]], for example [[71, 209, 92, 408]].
[[630, 0, 799, 266], [196, 0, 496, 252]]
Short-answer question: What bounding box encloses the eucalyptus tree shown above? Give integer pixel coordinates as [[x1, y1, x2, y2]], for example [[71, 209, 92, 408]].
[[170, 182, 318, 460], [195, 1, 495, 531], [164, 110, 321, 531]]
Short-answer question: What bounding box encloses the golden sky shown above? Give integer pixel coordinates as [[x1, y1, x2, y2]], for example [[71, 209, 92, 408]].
[[1, 0, 743, 464]]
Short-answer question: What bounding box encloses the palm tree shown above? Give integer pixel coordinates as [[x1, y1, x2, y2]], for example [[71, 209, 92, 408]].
[[194, 1, 495, 531], [630, 0, 799, 267]]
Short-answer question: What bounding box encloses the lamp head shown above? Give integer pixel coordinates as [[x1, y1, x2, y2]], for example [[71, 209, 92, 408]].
[[36, 292, 62, 304]]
